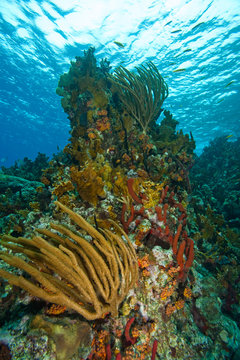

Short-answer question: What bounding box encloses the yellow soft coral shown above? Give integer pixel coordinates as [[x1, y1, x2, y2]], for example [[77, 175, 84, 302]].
[[70, 163, 106, 206], [112, 172, 129, 198], [52, 181, 74, 199], [141, 180, 165, 208]]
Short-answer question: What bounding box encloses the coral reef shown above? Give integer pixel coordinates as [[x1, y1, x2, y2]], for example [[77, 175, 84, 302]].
[[1, 153, 49, 182], [0, 173, 51, 235], [0, 49, 239, 360], [190, 136, 240, 226]]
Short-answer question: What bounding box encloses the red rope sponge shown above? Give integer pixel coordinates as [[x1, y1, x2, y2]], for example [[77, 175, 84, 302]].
[[125, 317, 138, 345]]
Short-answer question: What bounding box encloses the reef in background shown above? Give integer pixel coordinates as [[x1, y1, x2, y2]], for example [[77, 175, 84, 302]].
[[190, 135, 240, 226], [0, 48, 239, 360]]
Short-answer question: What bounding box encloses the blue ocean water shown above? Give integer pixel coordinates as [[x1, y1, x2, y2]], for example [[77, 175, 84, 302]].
[[0, 0, 239, 167]]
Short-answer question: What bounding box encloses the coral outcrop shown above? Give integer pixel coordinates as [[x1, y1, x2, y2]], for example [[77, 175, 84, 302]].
[[0, 48, 239, 360]]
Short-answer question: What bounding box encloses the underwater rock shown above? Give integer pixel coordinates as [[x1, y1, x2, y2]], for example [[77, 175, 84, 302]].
[[30, 315, 92, 360], [0, 173, 51, 223], [0, 174, 43, 200]]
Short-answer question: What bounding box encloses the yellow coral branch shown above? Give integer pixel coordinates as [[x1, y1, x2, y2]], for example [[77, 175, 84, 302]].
[[0, 202, 138, 320]]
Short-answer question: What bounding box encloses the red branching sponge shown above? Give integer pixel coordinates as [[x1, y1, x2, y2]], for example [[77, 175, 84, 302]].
[[155, 205, 163, 221], [172, 223, 182, 255], [185, 238, 194, 270], [176, 240, 186, 271], [125, 317, 138, 345], [127, 178, 143, 204], [121, 203, 135, 233], [105, 343, 112, 360], [163, 203, 168, 223], [151, 339, 158, 360], [159, 185, 169, 203], [122, 183, 195, 279]]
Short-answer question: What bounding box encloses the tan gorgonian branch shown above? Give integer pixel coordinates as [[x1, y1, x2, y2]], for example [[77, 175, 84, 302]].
[[0, 201, 138, 320], [109, 61, 168, 133]]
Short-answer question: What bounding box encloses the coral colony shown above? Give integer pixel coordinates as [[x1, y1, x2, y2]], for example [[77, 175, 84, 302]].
[[0, 48, 239, 360]]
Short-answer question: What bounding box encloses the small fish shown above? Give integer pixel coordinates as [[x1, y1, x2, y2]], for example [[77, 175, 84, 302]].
[[173, 68, 186, 73], [165, 20, 172, 26], [226, 134, 233, 139], [171, 29, 182, 33], [224, 80, 234, 88], [174, 49, 191, 58], [174, 49, 192, 58], [191, 22, 205, 30], [113, 41, 125, 48], [216, 98, 224, 104]]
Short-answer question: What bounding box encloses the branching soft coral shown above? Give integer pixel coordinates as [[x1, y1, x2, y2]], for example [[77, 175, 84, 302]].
[[109, 62, 168, 133], [0, 201, 138, 320]]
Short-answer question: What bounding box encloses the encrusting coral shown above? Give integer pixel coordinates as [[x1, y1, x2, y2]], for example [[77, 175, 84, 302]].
[[0, 201, 138, 320]]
